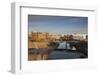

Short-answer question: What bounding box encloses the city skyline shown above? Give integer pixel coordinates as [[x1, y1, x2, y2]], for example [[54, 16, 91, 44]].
[[28, 15, 88, 35]]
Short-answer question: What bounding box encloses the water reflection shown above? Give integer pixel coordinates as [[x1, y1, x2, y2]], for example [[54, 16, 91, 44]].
[[28, 41, 87, 60]]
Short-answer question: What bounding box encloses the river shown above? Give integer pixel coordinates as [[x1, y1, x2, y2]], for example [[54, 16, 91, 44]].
[[48, 50, 85, 59]]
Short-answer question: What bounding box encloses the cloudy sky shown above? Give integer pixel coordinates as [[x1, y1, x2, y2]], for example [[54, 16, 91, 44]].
[[28, 15, 88, 35]]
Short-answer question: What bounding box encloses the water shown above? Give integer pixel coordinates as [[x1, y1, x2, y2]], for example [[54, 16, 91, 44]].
[[57, 42, 66, 49], [29, 48, 86, 60], [29, 41, 86, 60], [57, 41, 72, 50], [48, 51, 85, 59], [66, 43, 71, 50], [49, 41, 84, 59]]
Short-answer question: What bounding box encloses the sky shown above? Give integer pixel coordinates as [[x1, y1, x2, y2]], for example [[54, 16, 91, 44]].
[[28, 15, 88, 35]]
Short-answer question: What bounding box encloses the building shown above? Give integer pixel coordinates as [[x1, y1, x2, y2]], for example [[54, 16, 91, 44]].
[[72, 33, 87, 40], [29, 32, 57, 42]]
